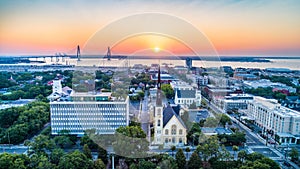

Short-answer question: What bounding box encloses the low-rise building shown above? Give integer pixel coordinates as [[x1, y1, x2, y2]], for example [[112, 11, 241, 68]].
[[218, 94, 254, 113], [202, 85, 234, 100], [171, 81, 201, 107], [195, 75, 208, 86]]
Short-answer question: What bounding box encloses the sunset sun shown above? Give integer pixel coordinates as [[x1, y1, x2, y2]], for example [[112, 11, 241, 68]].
[[153, 47, 161, 53]]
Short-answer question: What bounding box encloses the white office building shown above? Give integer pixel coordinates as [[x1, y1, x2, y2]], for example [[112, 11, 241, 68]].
[[245, 96, 300, 145], [49, 80, 129, 136]]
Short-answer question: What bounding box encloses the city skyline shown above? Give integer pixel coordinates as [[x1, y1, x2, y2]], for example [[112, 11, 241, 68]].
[[0, 0, 300, 56]]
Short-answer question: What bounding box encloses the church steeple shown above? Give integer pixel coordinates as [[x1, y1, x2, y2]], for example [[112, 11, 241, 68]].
[[157, 66, 161, 89], [154, 65, 163, 145], [156, 65, 162, 106]]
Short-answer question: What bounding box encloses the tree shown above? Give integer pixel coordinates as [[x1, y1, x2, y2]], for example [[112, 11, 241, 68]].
[[54, 135, 73, 148], [58, 150, 93, 169], [175, 149, 186, 169], [238, 150, 247, 163], [258, 157, 280, 169], [185, 147, 191, 159], [138, 160, 156, 169], [159, 156, 178, 169], [93, 159, 105, 169], [35, 155, 55, 169], [289, 147, 299, 162], [218, 131, 246, 146], [203, 117, 219, 127], [129, 163, 138, 169], [80, 133, 99, 150], [245, 152, 264, 161], [0, 153, 29, 169], [29, 135, 55, 155], [218, 114, 232, 127], [0, 101, 50, 145], [219, 145, 232, 161], [188, 151, 202, 169], [171, 146, 176, 157], [232, 145, 239, 159], [50, 148, 65, 165], [252, 161, 270, 169], [97, 146, 108, 164], [161, 84, 175, 99], [112, 126, 149, 158], [83, 144, 93, 159], [187, 123, 201, 145]]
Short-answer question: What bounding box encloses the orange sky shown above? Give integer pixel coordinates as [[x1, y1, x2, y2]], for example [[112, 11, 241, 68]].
[[0, 0, 300, 56]]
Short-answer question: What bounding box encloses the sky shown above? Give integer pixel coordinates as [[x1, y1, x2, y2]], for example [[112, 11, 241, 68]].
[[0, 0, 300, 56]]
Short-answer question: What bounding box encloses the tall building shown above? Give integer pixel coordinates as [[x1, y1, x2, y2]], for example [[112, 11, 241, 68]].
[[49, 80, 129, 136], [153, 66, 187, 147], [244, 96, 300, 145]]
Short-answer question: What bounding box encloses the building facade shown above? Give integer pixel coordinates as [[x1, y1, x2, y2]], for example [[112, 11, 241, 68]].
[[245, 96, 300, 145], [195, 75, 208, 86], [171, 81, 201, 108], [153, 66, 187, 148], [218, 94, 254, 113], [49, 80, 129, 136]]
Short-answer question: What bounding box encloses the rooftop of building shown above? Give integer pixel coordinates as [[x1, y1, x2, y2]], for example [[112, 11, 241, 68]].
[[252, 96, 300, 117], [163, 104, 186, 128], [252, 96, 279, 109], [70, 91, 112, 97], [176, 89, 196, 99]]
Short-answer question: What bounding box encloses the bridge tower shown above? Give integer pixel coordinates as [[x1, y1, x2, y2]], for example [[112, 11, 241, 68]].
[[106, 46, 111, 61], [77, 45, 81, 61]]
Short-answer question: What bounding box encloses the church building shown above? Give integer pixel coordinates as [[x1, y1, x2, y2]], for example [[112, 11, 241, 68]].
[[153, 66, 187, 147]]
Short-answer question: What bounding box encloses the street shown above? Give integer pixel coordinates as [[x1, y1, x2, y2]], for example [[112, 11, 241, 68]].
[[139, 90, 151, 142]]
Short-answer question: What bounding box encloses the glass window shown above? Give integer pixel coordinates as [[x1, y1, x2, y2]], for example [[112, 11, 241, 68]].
[[171, 125, 177, 135], [165, 129, 169, 135], [179, 129, 183, 135], [172, 137, 176, 143]]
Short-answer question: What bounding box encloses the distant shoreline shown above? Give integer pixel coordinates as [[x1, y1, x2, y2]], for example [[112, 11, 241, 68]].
[[1, 55, 300, 64]]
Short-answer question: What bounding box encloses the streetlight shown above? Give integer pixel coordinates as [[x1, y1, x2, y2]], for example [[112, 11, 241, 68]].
[[108, 152, 115, 169]]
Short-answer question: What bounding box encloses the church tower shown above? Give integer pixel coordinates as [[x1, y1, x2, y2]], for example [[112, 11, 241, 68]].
[[154, 65, 163, 145]]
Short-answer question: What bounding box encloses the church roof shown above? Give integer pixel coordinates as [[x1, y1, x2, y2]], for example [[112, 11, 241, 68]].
[[163, 105, 187, 128], [176, 89, 196, 98]]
